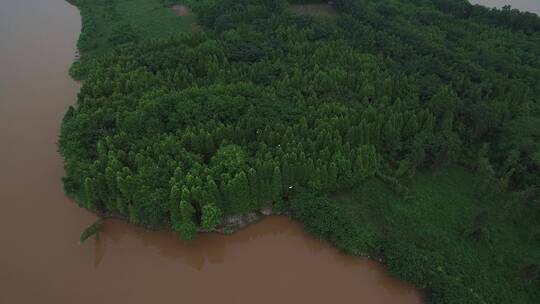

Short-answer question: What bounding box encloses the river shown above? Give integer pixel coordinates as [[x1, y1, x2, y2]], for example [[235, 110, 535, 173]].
[[3, 0, 537, 303]]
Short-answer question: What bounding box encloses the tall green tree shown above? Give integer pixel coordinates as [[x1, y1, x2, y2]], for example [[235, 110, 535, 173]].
[[271, 166, 282, 201], [201, 203, 223, 230]]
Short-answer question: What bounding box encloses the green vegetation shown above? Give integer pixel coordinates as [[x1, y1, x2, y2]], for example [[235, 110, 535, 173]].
[[289, 3, 337, 16], [293, 167, 539, 303], [61, 0, 540, 302], [67, 0, 195, 78], [79, 220, 103, 244], [201, 203, 223, 230]]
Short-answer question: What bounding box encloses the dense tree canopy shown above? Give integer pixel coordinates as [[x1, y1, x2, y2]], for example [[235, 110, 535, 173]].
[[60, 0, 539, 303]]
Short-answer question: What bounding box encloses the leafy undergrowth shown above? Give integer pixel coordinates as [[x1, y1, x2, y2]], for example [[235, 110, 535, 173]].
[[289, 3, 337, 16], [283, 167, 540, 303]]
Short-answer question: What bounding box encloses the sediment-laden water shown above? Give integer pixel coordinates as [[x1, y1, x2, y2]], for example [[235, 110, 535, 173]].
[[12, 0, 540, 302]]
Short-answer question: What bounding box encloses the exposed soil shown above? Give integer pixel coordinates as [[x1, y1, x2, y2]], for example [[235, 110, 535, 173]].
[[215, 205, 274, 234], [171, 4, 191, 16]]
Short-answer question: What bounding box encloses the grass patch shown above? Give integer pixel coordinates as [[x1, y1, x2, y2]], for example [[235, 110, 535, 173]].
[[115, 0, 194, 39], [68, 0, 195, 78]]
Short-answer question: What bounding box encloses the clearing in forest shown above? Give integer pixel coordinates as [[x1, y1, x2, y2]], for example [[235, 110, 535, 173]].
[[172, 4, 191, 16]]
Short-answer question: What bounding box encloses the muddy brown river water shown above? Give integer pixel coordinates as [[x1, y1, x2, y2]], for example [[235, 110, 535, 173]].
[[6, 0, 537, 303]]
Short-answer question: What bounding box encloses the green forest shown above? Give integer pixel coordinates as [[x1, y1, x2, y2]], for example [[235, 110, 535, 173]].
[[61, 0, 539, 302]]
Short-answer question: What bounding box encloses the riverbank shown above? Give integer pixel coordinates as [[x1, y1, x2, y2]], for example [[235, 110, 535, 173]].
[[60, 1, 540, 303]]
